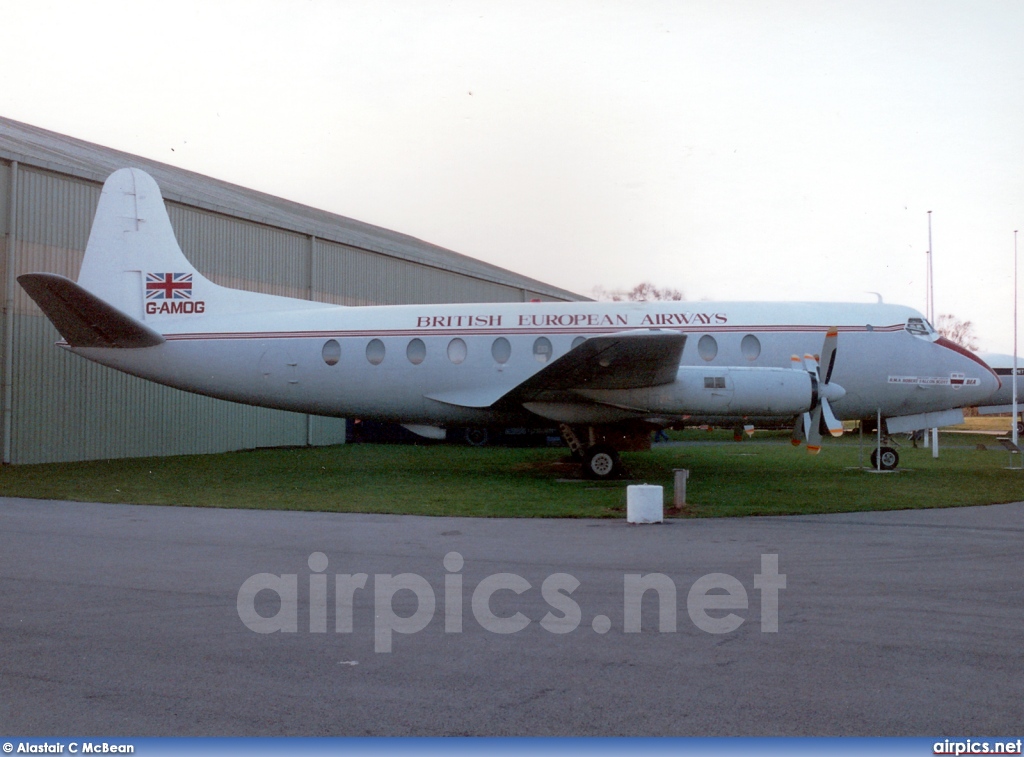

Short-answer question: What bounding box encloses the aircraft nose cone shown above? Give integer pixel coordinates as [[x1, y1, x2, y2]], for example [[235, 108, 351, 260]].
[[936, 337, 1001, 405]]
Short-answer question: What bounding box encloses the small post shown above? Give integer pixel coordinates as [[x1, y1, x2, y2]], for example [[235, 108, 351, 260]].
[[876, 409, 882, 472], [673, 468, 690, 508]]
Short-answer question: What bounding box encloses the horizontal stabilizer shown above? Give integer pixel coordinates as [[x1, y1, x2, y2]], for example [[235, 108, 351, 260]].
[[885, 408, 964, 434], [18, 273, 165, 348], [977, 404, 1018, 415]]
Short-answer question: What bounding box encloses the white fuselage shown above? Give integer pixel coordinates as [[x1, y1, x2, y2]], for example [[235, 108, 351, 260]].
[[72, 299, 1000, 428]]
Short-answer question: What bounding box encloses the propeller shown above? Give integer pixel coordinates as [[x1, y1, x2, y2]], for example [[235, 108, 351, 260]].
[[791, 328, 846, 454]]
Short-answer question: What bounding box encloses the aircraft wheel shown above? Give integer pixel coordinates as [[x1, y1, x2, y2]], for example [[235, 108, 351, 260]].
[[464, 428, 490, 447], [870, 446, 899, 471], [583, 444, 621, 479], [1017, 420, 1024, 436]]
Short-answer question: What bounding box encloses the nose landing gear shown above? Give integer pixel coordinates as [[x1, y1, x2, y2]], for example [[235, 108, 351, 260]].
[[870, 446, 900, 471]]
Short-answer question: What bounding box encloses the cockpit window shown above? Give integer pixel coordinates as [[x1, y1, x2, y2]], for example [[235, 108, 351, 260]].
[[905, 317, 934, 337]]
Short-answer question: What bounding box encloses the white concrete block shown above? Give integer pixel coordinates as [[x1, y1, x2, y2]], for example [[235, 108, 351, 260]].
[[626, 484, 663, 524]]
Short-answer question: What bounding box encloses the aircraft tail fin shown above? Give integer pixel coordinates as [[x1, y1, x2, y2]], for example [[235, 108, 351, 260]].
[[18, 272, 165, 348], [73, 168, 332, 322], [76, 167, 208, 320]]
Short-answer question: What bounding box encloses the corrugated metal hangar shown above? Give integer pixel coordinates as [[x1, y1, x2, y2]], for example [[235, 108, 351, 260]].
[[0, 116, 584, 464]]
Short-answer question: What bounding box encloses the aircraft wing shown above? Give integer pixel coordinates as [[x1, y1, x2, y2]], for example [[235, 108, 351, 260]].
[[18, 273, 165, 348], [426, 331, 685, 409], [506, 331, 686, 399]]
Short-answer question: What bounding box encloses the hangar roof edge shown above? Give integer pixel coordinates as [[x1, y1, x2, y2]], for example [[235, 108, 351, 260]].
[[0, 116, 588, 302]]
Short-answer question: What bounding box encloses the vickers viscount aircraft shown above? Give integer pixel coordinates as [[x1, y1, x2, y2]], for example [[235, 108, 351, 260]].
[[19, 169, 1000, 477], [975, 353, 1023, 435]]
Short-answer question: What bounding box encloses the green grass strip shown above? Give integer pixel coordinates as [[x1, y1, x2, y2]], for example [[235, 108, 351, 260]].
[[1, 430, 1021, 517]]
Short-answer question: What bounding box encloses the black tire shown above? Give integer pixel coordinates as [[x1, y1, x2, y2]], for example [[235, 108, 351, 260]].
[[583, 444, 621, 479], [1017, 420, 1024, 436], [870, 446, 899, 471], [464, 428, 490, 447]]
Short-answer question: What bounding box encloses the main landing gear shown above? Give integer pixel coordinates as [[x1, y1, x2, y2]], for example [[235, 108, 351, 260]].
[[583, 444, 621, 479], [558, 424, 648, 480]]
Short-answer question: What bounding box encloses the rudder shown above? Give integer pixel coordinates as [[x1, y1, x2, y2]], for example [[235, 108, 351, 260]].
[[76, 167, 206, 320]]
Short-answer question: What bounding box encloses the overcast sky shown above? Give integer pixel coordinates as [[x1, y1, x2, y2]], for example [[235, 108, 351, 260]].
[[2, 0, 1022, 352]]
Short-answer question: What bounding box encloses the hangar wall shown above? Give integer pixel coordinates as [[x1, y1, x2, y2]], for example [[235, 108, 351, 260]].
[[0, 120, 581, 464]]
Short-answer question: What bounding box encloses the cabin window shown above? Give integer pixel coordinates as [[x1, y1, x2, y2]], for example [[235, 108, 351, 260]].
[[492, 337, 511, 364], [448, 338, 467, 364], [533, 337, 553, 363], [366, 339, 386, 365], [697, 334, 718, 361], [741, 334, 761, 361], [407, 338, 426, 365], [322, 339, 341, 366], [572, 336, 586, 349]]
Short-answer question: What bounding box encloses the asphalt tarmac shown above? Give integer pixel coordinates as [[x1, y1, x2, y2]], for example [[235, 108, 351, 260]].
[[1, 496, 1022, 736]]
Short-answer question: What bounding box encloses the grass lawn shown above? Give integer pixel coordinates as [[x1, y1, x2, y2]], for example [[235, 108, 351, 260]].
[[1, 429, 1021, 517]]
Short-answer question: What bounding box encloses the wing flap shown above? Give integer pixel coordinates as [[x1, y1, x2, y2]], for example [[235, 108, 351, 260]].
[[18, 273, 165, 348], [425, 386, 509, 409]]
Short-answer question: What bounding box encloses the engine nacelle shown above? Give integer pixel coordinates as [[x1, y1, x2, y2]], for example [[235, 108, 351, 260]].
[[577, 366, 816, 417]]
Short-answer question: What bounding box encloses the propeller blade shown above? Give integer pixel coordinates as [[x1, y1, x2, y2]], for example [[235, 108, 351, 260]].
[[793, 330, 841, 455], [791, 414, 805, 446], [820, 327, 839, 384], [821, 396, 844, 437], [806, 406, 823, 454]]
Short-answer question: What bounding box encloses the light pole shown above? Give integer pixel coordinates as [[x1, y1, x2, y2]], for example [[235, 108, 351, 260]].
[[927, 211, 934, 323], [1013, 230, 1019, 448], [926, 211, 939, 457]]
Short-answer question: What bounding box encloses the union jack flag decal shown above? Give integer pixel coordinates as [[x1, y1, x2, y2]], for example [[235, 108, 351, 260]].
[[146, 273, 193, 300]]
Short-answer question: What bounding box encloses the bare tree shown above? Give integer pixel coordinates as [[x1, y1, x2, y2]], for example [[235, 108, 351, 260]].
[[590, 285, 622, 301], [627, 282, 685, 302], [935, 313, 979, 351], [593, 282, 685, 302]]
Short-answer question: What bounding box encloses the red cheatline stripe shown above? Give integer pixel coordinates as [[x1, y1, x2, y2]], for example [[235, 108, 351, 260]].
[[159, 324, 907, 341], [935, 337, 1000, 384]]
